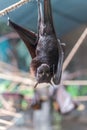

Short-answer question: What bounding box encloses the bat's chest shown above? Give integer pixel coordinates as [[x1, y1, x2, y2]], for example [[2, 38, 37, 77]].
[[36, 35, 59, 72], [36, 35, 58, 54]]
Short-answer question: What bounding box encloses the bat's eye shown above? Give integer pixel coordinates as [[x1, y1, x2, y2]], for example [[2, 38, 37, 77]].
[[45, 70, 50, 73], [39, 70, 43, 74], [37, 69, 44, 78], [44, 70, 50, 77], [38, 70, 44, 75]]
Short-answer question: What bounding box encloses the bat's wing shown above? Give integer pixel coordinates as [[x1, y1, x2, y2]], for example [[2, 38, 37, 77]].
[[54, 42, 66, 84], [8, 19, 37, 58], [53, 41, 64, 84], [44, 0, 56, 34], [44, 0, 64, 84]]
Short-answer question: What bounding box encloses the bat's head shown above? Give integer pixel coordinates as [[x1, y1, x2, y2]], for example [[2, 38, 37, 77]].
[[36, 64, 51, 84]]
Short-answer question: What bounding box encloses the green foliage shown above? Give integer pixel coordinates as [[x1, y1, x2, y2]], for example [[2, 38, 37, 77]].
[[67, 85, 87, 96], [21, 100, 28, 110], [20, 88, 34, 98], [0, 80, 11, 93], [67, 85, 79, 97], [79, 86, 87, 96]]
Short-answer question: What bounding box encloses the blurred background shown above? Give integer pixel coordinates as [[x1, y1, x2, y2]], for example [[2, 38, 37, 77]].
[[0, 0, 87, 130]]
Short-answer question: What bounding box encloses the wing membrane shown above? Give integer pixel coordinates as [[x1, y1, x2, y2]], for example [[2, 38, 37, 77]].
[[8, 19, 37, 58]]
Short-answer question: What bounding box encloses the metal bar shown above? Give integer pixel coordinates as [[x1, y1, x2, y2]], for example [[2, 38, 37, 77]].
[[63, 80, 87, 85], [63, 28, 87, 71]]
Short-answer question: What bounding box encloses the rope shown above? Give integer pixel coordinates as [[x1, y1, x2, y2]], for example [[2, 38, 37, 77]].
[[62, 80, 87, 86], [0, 0, 31, 17], [63, 28, 87, 71]]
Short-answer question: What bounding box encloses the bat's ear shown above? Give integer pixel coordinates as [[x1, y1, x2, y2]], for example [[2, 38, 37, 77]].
[[8, 18, 37, 58]]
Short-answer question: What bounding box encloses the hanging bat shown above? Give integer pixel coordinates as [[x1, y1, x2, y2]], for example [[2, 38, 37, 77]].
[[8, 0, 78, 114], [8, 0, 64, 87]]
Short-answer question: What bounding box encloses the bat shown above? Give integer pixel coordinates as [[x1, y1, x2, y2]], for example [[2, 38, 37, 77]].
[[8, 0, 78, 114], [8, 0, 64, 88]]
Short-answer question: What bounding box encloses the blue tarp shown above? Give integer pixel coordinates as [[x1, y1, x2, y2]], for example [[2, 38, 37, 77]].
[[0, 0, 87, 36], [0, 38, 11, 62]]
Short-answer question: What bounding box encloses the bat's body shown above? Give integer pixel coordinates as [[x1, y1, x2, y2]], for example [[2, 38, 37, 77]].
[[31, 34, 59, 83], [31, 0, 64, 85], [9, 0, 64, 86]]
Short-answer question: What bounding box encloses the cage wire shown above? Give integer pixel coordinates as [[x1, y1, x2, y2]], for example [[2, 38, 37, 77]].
[[62, 25, 87, 77]]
